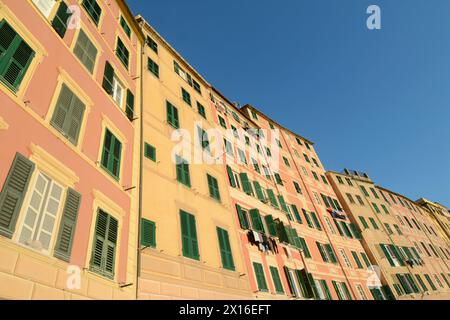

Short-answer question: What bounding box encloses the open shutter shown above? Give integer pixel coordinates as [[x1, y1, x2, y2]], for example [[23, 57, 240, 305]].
[[0, 153, 35, 238], [239, 173, 253, 195], [295, 269, 313, 298], [349, 223, 361, 239], [249, 209, 264, 233], [52, 1, 72, 38], [266, 189, 278, 208], [277, 195, 288, 213], [275, 221, 289, 243], [54, 188, 81, 261], [332, 281, 343, 300], [235, 204, 249, 229], [316, 242, 328, 262], [380, 244, 395, 266], [125, 89, 135, 121], [264, 215, 277, 237], [325, 244, 337, 263], [284, 267, 297, 297], [291, 205, 302, 224], [226, 166, 236, 187], [102, 61, 114, 95], [310, 212, 322, 230], [253, 181, 265, 201], [299, 237, 311, 258], [389, 245, 405, 266]]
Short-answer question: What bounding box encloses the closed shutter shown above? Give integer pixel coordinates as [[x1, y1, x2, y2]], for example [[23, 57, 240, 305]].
[[253, 181, 265, 201], [264, 215, 277, 237], [235, 204, 249, 229], [253, 262, 268, 291], [332, 281, 343, 300], [239, 173, 253, 195], [361, 252, 371, 267], [0, 153, 35, 238], [101, 129, 122, 179], [54, 188, 81, 261], [340, 221, 353, 238], [310, 212, 322, 230], [51, 1, 72, 38], [321, 194, 330, 208], [0, 21, 35, 91], [217, 227, 234, 271], [277, 195, 288, 213], [389, 245, 405, 266], [351, 251, 363, 268], [320, 280, 332, 300], [269, 266, 284, 294], [166, 101, 179, 128], [249, 209, 264, 233], [73, 30, 97, 74], [180, 211, 199, 260], [266, 189, 278, 208], [381, 285, 395, 300], [226, 166, 236, 187], [140, 218, 156, 248], [102, 61, 114, 95], [125, 89, 134, 121]]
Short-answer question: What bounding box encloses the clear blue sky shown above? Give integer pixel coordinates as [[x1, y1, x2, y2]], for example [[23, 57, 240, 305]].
[[127, 0, 450, 206]]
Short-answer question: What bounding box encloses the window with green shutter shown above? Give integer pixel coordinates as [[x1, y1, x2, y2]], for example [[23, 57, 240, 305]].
[[249, 209, 264, 233], [0, 153, 35, 238], [120, 16, 131, 38], [358, 216, 369, 229], [50, 84, 86, 145], [239, 173, 253, 195], [349, 223, 362, 239], [424, 274, 437, 291], [73, 29, 98, 74], [218, 115, 227, 128], [369, 217, 379, 230], [102, 61, 114, 95], [217, 227, 234, 271], [101, 129, 122, 179], [361, 252, 371, 268], [291, 205, 302, 224], [325, 244, 337, 263], [415, 274, 428, 292], [180, 210, 199, 260], [207, 174, 220, 202], [224, 139, 234, 157], [320, 280, 332, 300], [253, 262, 268, 292], [310, 212, 322, 230], [140, 218, 156, 248], [52, 1, 73, 38], [351, 251, 363, 269], [238, 149, 247, 165], [125, 89, 135, 121], [144, 143, 156, 162], [235, 204, 249, 230], [293, 181, 302, 194], [226, 166, 237, 188], [299, 237, 311, 258], [197, 102, 206, 118], [317, 242, 328, 262], [166, 101, 179, 128], [182, 87, 191, 106], [360, 185, 369, 197], [277, 195, 289, 213], [148, 57, 159, 78], [82, 0, 102, 25], [90, 210, 118, 279], [274, 173, 283, 185], [146, 36, 158, 53], [253, 181, 265, 202], [198, 127, 210, 152], [303, 210, 314, 228], [381, 204, 390, 215], [270, 266, 284, 294], [264, 215, 277, 237], [176, 156, 191, 188], [116, 37, 129, 69], [266, 189, 278, 208], [0, 21, 35, 92]]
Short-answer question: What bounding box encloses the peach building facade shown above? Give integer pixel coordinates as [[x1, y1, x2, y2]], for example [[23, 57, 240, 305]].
[[0, 0, 143, 299]]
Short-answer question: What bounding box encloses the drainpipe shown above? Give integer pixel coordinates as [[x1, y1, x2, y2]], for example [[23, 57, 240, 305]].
[[135, 22, 145, 300]]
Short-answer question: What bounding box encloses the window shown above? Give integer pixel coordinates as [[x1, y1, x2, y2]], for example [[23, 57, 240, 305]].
[[333, 281, 351, 300], [312, 171, 319, 181], [207, 174, 220, 201], [140, 218, 156, 248], [110, 74, 125, 107], [296, 137, 303, 145], [238, 149, 247, 165], [269, 266, 284, 294], [217, 227, 234, 270], [90, 210, 118, 279], [372, 203, 381, 213], [146, 36, 158, 53], [356, 285, 368, 300], [303, 153, 310, 163], [266, 147, 272, 157], [193, 79, 201, 94], [394, 224, 403, 235], [321, 175, 328, 185], [180, 210, 199, 260], [166, 101, 179, 128], [0, 21, 36, 91], [176, 156, 191, 188], [381, 204, 390, 215], [181, 87, 191, 106], [370, 188, 379, 199], [339, 249, 352, 268], [82, 0, 102, 26], [360, 186, 370, 197], [218, 115, 227, 129], [283, 157, 290, 167], [345, 178, 353, 186], [148, 57, 159, 78], [197, 127, 210, 152], [120, 16, 131, 38], [301, 166, 308, 176], [384, 223, 393, 235], [352, 251, 364, 269], [324, 217, 335, 234], [18, 172, 64, 253], [274, 173, 283, 185], [253, 262, 268, 292], [224, 139, 234, 157], [101, 129, 122, 179], [116, 37, 129, 69], [251, 110, 258, 120], [337, 176, 344, 184], [424, 274, 437, 291], [359, 216, 369, 229], [346, 193, 355, 204], [50, 84, 86, 145], [144, 143, 156, 162], [51, 1, 73, 38], [197, 102, 206, 118], [356, 195, 365, 206], [369, 217, 379, 230], [293, 181, 302, 195], [252, 159, 261, 174]]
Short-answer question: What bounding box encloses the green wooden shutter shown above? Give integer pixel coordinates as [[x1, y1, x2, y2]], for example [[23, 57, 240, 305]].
[[299, 237, 311, 258], [333, 219, 344, 236], [166, 101, 179, 128], [269, 266, 284, 294], [284, 267, 297, 296], [341, 282, 352, 300], [253, 262, 268, 292], [325, 244, 337, 263], [90, 210, 117, 278], [104, 215, 118, 276], [253, 181, 265, 201], [249, 209, 264, 233], [52, 1, 72, 38], [180, 211, 199, 260], [0, 22, 35, 91], [141, 218, 156, 248], [316, 242, 328, 262], [264, 215, 277, 237], [321, 194, 330, 208], [340, 221, 353, 238], [320, 280, 332, 300], [217, 227, 235, 271], [239, 173, 253, 195], [235, 204, 249, 229], [380, 244, 395, 266], [389, 245, 405, 266], [349, 223, 361, 239], [82, 0, 102, 25], [275, 221, 289, 243], [361, 252, 371, 267], [351, 251, 363, 268], [54, 188, 81, 261], [66, 94, 85, 145], [102, 61, 114, 95], [0, 153, 35, 238], [307, 273, 320, 299], [359, 216, 369, 229], [310, 212, 322, 230], [266, 189, 278, 208], [125, 89, 135, 121], [226, 166, 236, 187], [332, 281, 343, 300], [277, 195, 288, 213], [295, 269, 314, 298], [291, 205, 302, 224], [101, 129, 122, 179]]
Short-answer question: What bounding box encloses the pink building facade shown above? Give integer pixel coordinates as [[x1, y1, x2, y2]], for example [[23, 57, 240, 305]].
[[0, 0, 143, 299]]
